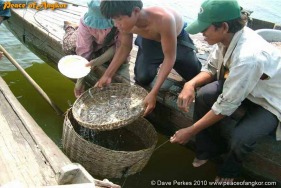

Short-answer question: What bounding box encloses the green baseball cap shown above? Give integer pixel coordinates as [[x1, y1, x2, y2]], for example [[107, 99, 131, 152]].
[[186, 0, 241, 34]]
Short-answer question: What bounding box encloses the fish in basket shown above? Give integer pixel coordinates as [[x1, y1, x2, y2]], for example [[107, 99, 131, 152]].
[[72, 83, 148, 131]]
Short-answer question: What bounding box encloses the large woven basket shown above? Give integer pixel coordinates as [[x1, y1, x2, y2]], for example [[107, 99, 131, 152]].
[[72, 83, 148, 131], [62, 109, 158, 178]]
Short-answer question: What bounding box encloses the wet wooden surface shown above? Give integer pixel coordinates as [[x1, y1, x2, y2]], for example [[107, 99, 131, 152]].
[[0, 77, 63, 186]]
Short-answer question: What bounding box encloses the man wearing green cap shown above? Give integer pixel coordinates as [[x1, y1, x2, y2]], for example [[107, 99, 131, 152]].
[[170, 0, 281, 182]]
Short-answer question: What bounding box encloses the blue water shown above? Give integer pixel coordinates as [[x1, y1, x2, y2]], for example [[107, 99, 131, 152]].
[[67, 0, 281, 24], [0, 26, 42, 72], [239, 0, 281, 24], [144, 0, 281, 24]]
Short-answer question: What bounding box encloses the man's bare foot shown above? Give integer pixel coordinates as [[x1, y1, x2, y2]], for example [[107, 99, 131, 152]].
[[192, 158, 208, 167], [215, 176, 234, 182], [63, 21, 78, 30]]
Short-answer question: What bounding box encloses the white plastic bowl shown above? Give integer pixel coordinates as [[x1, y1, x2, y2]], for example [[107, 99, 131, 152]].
[[255, 29, 281, 42], [58, 55, 90, 79]]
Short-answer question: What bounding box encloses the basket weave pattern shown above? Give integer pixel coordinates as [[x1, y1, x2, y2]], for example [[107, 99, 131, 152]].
[[62, 110, 157, 178], [72, 83, 148, 131]]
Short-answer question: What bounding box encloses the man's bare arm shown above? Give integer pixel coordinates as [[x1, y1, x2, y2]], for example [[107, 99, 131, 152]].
[[187, 71, 214, 89], [170, 110, 225, 144], [150, 18, 177, 96], [142, 17, 177, 115]]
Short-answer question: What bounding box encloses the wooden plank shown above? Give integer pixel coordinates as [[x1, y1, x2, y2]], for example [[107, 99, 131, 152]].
[[0, 78, 121, 187], [0, 80, 57, 186], [0, 78, 71, 175]]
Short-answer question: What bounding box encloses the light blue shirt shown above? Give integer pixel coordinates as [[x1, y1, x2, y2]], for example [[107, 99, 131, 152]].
[[202, 27, 281, 140]]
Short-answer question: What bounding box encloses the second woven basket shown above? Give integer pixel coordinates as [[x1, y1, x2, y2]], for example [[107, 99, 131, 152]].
[[62, 109, 158, 178]]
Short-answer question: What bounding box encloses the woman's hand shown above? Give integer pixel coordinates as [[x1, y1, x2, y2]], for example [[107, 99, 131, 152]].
[[177, 82, 196, 112], [86, 59, 96, 68]]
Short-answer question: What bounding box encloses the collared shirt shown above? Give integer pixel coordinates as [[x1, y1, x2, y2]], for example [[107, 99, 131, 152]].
[[202, 27, 281, 140]]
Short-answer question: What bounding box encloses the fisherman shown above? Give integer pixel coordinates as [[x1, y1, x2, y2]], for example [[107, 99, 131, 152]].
[[62, 0, 119, 98], [0, 0, 11, 60], [170, 0, 281, 182], [96, 0, 202, 116]]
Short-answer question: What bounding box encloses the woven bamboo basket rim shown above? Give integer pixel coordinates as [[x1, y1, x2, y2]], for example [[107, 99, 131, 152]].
[[72, 83, 148, 131], [65, 109, 158, 153]]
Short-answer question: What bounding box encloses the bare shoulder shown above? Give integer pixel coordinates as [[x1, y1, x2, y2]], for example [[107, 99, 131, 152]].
[[146, 7, 180, 20], [145, 7, 183, 30]]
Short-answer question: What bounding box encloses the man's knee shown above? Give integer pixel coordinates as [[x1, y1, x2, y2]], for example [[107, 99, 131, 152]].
[[196, 88, 218, 108], [196, 81, 223, 107], [134, 72, 154, 86], [230, 132, 256, 158]]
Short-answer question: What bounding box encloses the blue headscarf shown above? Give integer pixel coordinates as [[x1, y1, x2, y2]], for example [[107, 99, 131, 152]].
[[0, 0, 11, 21], [83, 0, 113, 29]]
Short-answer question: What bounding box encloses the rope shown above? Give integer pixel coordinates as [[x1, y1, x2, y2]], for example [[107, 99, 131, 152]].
[[154, 139, 170, 151], [0, 44, 63, 115], [121, 139, 170, 187]]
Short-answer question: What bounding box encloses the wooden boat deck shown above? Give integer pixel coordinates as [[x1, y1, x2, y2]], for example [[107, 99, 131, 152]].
[[0, 76, 75, 186], [0, 77, 62, 186], [3, 0, 281, 185], [0, 77, 120, 187]]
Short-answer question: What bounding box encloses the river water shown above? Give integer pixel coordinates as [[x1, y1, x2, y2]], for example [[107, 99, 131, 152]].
[[143, 0, 281, 24], [0, 1, 280, 187], [69, 0, 281, 24]]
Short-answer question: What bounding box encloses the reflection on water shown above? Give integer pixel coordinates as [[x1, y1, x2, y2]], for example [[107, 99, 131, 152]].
[[60, 0, 281, 24], [0, 25, 43, 72], [1, 63, 76, 145], [143, 0, 281, 24]]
